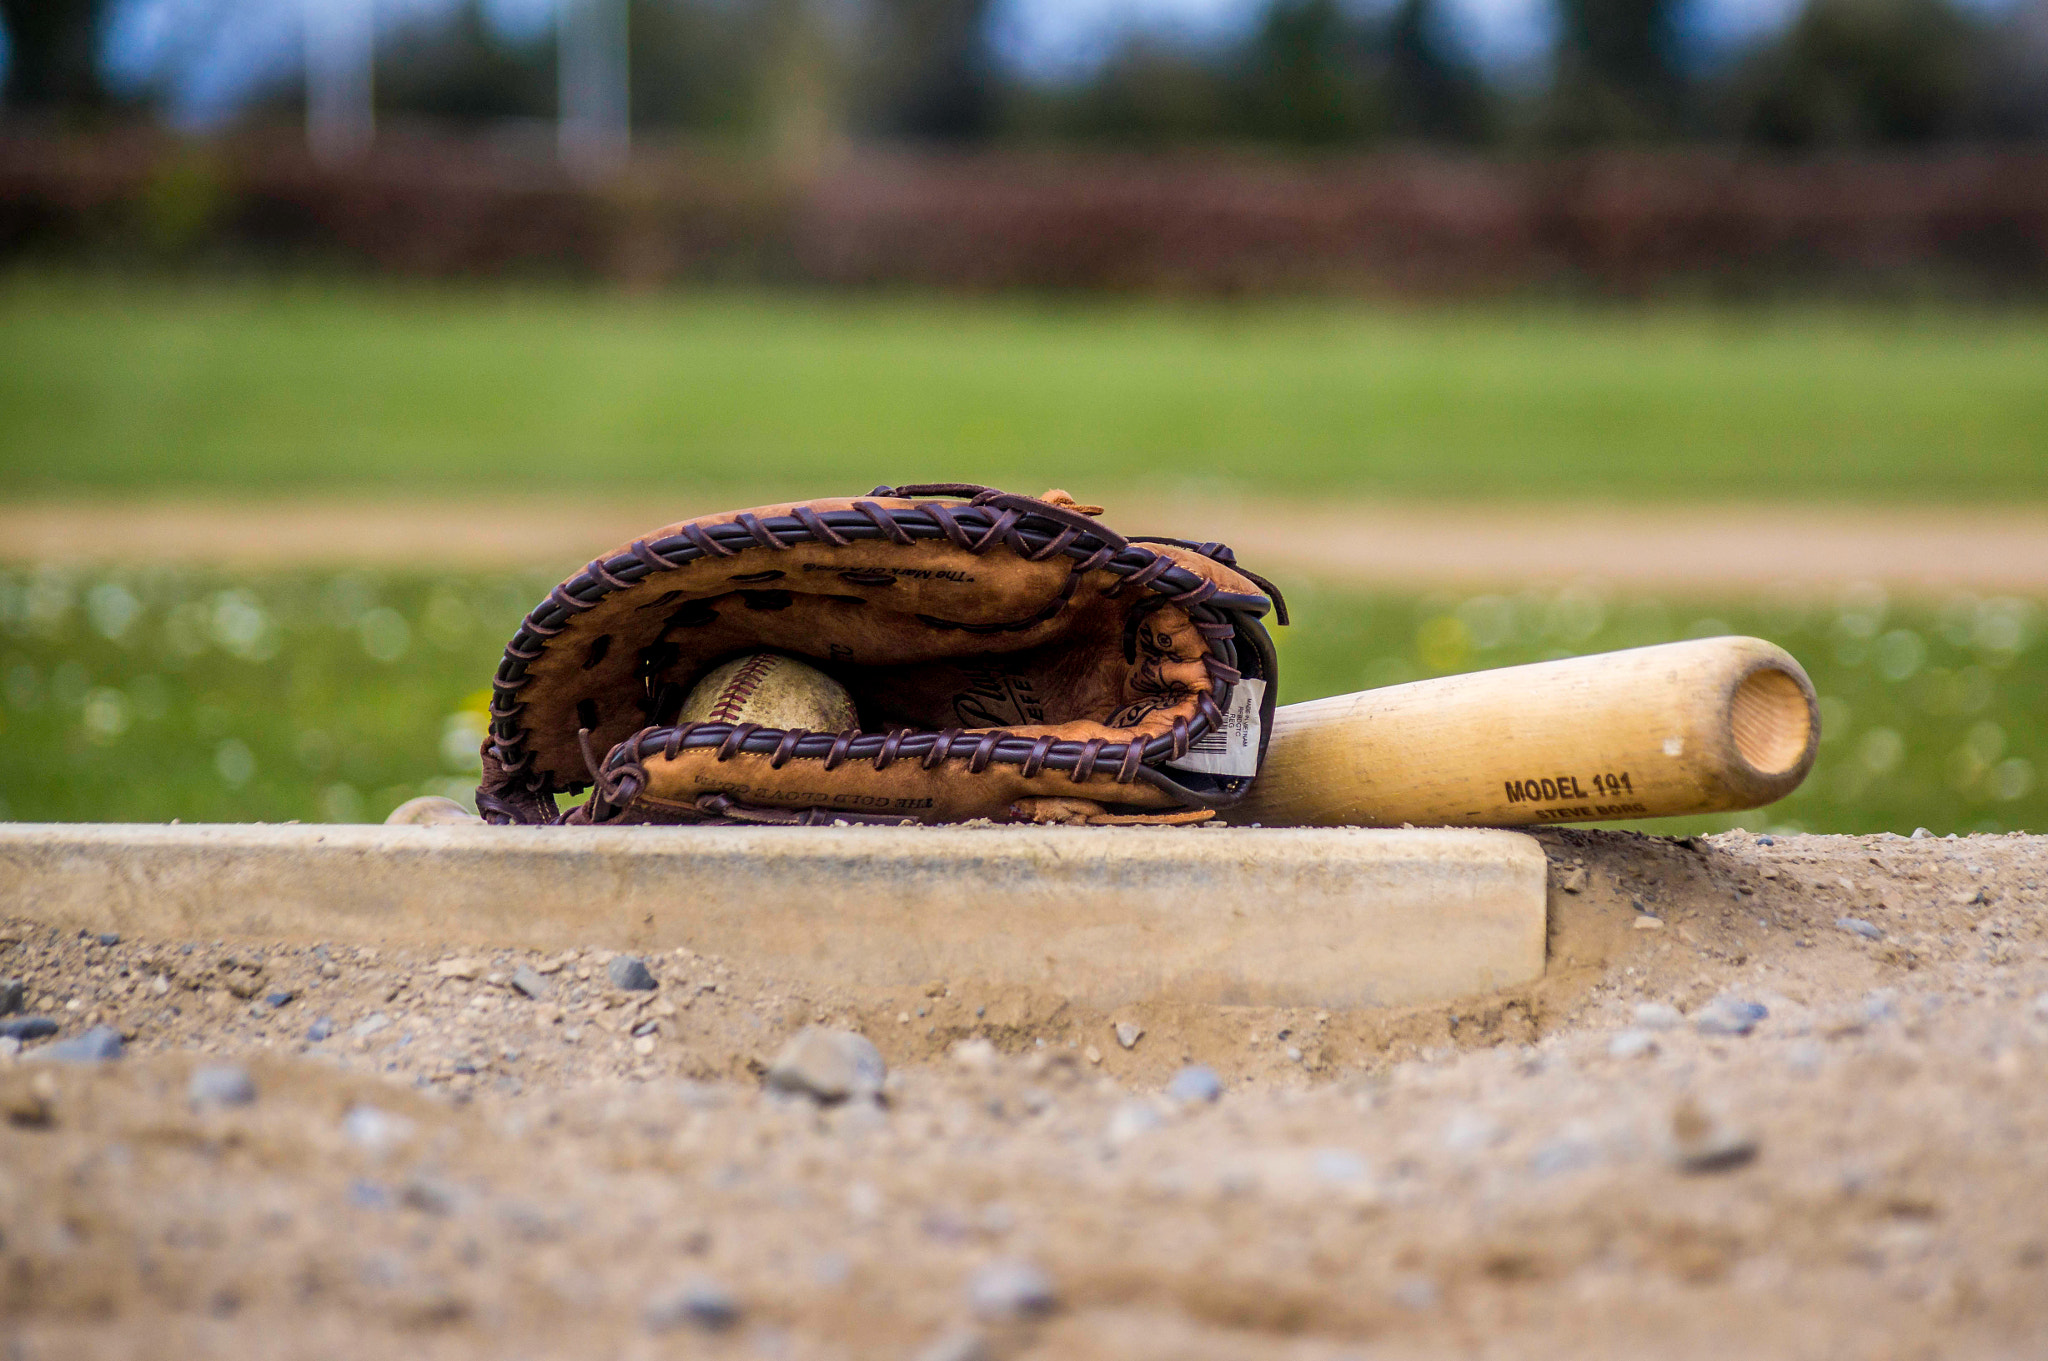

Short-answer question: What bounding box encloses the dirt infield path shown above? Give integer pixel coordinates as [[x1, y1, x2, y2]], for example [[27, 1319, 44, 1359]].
[[6, 497, 2047, 592], [4, 829, 2046, 1358]]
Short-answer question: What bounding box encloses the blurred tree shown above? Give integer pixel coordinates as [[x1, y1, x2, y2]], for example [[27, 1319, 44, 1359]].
[[1545, 0, 1688, 142], [631, 0, 766, 134], [1735, 0, 1981, 145], [0, 0, 109, 114], [1383, 0, 1489, 141], [857, 0, 998, 140], [1234, 0, 1381, 145], [1019, 42, 1235, 144], [373, 4, 554, 123]]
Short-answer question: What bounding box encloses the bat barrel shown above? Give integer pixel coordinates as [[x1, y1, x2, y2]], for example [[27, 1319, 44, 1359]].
[[1231, 637, 1819, 828]]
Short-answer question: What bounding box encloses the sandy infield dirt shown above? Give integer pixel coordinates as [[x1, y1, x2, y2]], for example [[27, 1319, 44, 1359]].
[[5, 497, 2047, 591], [3, 828, 2045, 1359]]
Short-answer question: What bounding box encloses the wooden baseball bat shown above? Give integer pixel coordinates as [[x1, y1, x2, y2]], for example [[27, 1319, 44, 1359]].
[[1228, 636, 1818, 828]]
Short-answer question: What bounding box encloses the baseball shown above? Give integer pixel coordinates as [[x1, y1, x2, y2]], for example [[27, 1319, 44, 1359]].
[[676, 652, 860, 733]]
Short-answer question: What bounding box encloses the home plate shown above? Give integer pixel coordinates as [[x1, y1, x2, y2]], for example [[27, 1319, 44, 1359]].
[[0, 823, 1547, 1011]]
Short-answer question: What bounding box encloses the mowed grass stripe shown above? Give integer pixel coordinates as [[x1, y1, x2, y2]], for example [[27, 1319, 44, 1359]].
[[2, 275, 2045, 500]]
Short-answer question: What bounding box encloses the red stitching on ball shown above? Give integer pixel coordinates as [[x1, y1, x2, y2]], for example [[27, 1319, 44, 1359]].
[[706, 654, 778, 725]]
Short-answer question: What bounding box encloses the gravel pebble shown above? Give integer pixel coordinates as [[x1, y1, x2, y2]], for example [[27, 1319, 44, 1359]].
[[607, 956, 657, 991], [1632, 1002, 1684, 1031], [0, 978, 23, 1016], [341, 1104, 417, 1154], [510, 965, 550, 1000], [968, 1259, 1059, 1321], [188, 1065, 257, 1108], [914, 1330, 991, 1361], [31, 1025, 124, 1063], [1695, 998, 1769, 1036], [1164, 1065, 1223, 1104], [1836, 917, 1884, 940], [1668, 1098, 1758, 1173], [0, 1016, 56, 1041], [1114, 1021, 1143, 1049], [96, 933, 120, 946], [1608, 1029, 1658, 1059], [642, 1277, 740, 1333], [350, 1013, 391, 1039], [766, 1027, 886, 1103], [1105, 1099, 1165, 1145], [307, 1016, 334, 1042], [264, 991, 294, 1009]]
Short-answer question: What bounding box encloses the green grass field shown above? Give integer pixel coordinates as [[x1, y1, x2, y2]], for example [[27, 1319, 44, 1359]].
[[1, 565, 2037, 834], [4, 274, 2046, 500]]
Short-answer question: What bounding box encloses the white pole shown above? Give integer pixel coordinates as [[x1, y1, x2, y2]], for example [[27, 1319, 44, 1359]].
[[306, 0, 376, 163], [559, 0, 629, 177]]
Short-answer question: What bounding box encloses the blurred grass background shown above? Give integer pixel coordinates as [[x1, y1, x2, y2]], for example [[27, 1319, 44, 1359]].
[[4, 274, 2047, 502], [1, 559, 2038, 833]]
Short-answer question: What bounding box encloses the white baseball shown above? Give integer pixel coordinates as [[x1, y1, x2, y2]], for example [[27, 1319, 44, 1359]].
[[676, 653, 859, 733]]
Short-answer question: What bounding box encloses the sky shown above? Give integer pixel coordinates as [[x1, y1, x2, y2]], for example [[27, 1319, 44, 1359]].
[[14, 0, 2014, 127]]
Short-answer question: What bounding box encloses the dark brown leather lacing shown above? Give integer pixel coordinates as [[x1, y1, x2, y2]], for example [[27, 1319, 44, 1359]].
[[481, 485, 1276, 820]]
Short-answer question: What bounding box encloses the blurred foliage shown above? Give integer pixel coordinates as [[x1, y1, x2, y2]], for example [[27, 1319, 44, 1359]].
[[1, 565, 2038, 835], [8, 0, 2048, 148], [0, 0, 110, 115], [1543, 0, 1687, 143]]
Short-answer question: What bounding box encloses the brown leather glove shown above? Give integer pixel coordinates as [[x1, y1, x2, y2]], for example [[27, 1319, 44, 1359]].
[[476, 484, 1283, 827]]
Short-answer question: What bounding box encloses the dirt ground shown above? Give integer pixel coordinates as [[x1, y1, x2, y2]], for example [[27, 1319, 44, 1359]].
[[6, 498, 2048, 591], [3, 829, 2046, 1359]]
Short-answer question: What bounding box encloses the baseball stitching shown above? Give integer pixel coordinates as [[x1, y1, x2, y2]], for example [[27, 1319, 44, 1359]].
[[706, 654, 779, 724]]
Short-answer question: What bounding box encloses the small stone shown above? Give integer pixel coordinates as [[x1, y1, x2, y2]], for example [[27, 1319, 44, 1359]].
[[1, 1072, 54, 1126], [765, 1027, 885, 1103], [264, 991, 294, 1009], [0, 978, 25, 1015], [1285, 1045, 1304, 1062], [31, 1025, 123, 1063], [1164, 1065, 1223, 1104], [1633, 915, 1664, 930], [188, 1065, 257, 1108], [1785, 1038, 1825, 1075], [97, 933, 120, 947], [350, 1013, 391, 1039], [1632, 1002, 1683, 1031], [968, 1259, 1058, 1321], [307, 1016, 335, 1042], [1083, 1045, 1102, 1065], [341, 1104, 417, 1154], [633, 1035, 656, 1056], [0, 1016, 56, 1041], [1439, 1109, 1503, 1153], [1911, 827, 1932, 839], [1695, 998, 1768, 1036], [1114, 1021, 1143, 1049], [914, 1329, 991, 1361], [1391, 1277, 1439, 1310], [1105, 1098, 1164, 1145], [607, 956, 657, 992], [1558, 864, 1588, 894], [950, 1037, 998, 1070], [433, 958, 483, 981], [642, 1277, 740, 1333], [1668, 1097, 1758, 1173], [1836, 917, 1883, 940], [1609, 1029, 1657, 1060], [510, 965, 550, 1000], [401, 1175, 460, 1216]]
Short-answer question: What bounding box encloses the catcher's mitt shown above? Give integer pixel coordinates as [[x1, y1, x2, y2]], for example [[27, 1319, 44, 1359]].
[[476, 484, 1284, 827]]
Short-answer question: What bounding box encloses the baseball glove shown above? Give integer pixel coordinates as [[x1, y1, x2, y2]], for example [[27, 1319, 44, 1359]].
[[476, 483, 1284, 827]]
